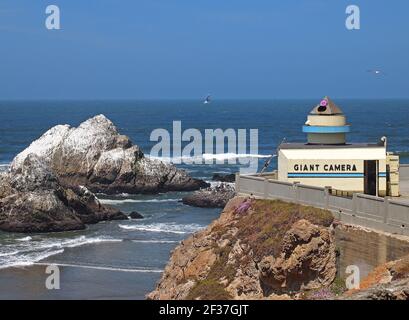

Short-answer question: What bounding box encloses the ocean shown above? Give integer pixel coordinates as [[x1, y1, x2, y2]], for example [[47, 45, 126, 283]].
[[0, 99, 408, 299]]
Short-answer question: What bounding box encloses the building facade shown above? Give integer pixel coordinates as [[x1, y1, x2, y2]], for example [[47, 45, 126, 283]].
[[277, 97, 399, 197]]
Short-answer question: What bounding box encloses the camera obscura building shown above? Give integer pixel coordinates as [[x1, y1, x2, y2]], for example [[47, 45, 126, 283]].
[[277, 97, 399, 197]]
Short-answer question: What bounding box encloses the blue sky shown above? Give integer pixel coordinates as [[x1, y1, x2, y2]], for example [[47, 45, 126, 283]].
[[0, 0, 408, 99]]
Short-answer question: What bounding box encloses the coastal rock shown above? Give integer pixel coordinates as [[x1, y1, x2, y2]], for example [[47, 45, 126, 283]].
[[0, 154, 126, 233], [182, 183, 236, 208], [129, 211, 144, 219], [148, 197, 336, 300], [10, 115, 208, 194], [212, 173, 236, 183]]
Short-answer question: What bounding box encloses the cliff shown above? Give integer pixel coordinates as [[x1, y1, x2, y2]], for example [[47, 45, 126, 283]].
[[148, 197, 336, 300]]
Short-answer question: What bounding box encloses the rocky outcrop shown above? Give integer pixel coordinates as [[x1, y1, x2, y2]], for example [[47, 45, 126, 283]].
[[129, 211, 144, 219], [212, 173, 235, 183], [258, 219, 336, 294], [10, 115, 208, 194], [148, 197, 336, 300], [182, 183, 236, 208], [0, 154, 126, 233]]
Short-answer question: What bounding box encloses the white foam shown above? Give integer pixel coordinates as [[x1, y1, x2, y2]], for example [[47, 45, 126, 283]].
[[16, 236, 32, 242], [119, 223, 203, 234], [34, 262, 163, 273], [0, 250, 19, 258], [202, 153, 271, 160], [147, 153, 271, 163], [99, 198, 181, 205], [0, 236, 122, 270], [131, 240, 179, 244], [0, 249, 65, 270], [206, 181, 235, 188]]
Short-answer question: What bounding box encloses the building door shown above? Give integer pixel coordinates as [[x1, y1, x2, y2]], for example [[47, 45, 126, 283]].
[[364, 160, 378, 196]]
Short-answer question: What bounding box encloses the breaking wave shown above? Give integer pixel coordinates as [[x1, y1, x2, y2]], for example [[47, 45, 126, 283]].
[[99, 198, 181, 205], [0, 236, 122, 270], [131, 240, 179, 244], [119, 223, 204, 234], [148, 153, 271, 163], [34, 262, 163, 273], [16, 236, 33, 242]]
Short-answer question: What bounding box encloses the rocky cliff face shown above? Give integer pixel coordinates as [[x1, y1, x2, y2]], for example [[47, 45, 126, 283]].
[[10, 115, 208, 194], [148, 197, 336, 300], [0, 154, 126, 233]]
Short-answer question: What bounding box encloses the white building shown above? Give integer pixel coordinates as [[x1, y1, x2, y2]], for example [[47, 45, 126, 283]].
[[277, 97, 399, 197]]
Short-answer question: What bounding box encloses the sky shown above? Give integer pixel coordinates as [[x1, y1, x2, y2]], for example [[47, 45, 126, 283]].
[[0, 0, 408, 99]]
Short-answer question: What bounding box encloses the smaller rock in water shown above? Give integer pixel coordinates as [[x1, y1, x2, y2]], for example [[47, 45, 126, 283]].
[[212, 173, 236, 183], [129, 211, 144, 219], [182, 183, 236, 208]]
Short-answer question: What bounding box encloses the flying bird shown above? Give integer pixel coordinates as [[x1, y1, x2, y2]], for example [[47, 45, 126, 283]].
[[367, 69, 387, 76], [203, 95, 211, 104]]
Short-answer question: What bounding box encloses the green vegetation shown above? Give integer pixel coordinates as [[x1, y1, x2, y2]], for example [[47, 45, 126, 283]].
[[187, 243, 235, 300], [330, 276, 347, 296], [236, 199, 333, 261], [186, 279, 233, 300]]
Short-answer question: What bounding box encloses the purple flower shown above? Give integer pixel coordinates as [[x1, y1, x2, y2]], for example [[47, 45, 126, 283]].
[[236, 200, 252, 214]]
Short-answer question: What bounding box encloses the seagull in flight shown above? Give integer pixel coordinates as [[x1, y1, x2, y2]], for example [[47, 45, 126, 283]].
[[367, 69, 387, 76], [203, 95, 211, 104]]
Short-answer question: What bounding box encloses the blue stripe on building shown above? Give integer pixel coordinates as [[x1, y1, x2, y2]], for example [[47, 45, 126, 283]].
[[302, 125, 351, 134], [288, 172, 387, 178]]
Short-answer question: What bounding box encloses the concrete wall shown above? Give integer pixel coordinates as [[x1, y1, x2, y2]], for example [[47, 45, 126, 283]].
[[400, 164, 409, 181], [236, 173, 409, 236]]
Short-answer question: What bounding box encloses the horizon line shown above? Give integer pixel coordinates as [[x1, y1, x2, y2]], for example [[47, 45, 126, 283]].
[[1, 97, 409, 102]]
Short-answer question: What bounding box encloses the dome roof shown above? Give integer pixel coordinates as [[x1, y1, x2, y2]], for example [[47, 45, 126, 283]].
[[309, 96, 344, 115]]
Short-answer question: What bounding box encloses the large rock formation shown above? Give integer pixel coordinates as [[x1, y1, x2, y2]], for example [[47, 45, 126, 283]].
[[148, 197, 336, 300], [0, 154, 126, 233], [10, 115, 208, 194], [182, 183, 236, 208]]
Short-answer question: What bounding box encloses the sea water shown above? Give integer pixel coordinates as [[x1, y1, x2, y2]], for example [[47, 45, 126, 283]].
[[0, 99, 408, 299]]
